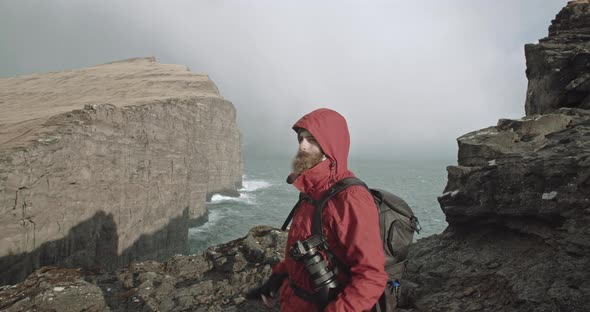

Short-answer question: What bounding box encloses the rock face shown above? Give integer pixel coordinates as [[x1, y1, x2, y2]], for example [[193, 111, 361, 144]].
[[525, 0, 590, 115], [439, 109, 590, 226], [0, 226, 286, 312], [402, 2, 590, 311], [0, 57, 243, 286]]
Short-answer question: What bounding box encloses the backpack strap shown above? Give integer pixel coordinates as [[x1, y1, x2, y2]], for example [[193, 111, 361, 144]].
[[281, 193, 312, 231], [311, 177, 368, 237], [281, 177, 367, 232]]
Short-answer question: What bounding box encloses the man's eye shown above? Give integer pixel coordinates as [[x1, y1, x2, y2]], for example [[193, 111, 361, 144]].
[[298, 136, 317, 143]]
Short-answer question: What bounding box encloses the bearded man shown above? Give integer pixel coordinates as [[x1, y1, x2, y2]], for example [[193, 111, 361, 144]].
[[249, 108, 388, 311]]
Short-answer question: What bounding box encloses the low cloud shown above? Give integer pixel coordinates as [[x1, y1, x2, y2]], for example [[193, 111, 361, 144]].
[[0, 0, 567, 158]]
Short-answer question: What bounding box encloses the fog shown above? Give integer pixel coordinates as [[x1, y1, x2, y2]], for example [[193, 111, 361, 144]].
[[0, 1, 567, 159]]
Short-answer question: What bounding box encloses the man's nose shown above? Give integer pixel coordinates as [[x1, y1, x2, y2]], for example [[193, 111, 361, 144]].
[[299, 139, 309, 151]]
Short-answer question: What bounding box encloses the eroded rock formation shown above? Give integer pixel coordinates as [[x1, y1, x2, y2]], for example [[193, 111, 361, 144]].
[[0, 57, 243, 286], [403, 1, 590, 311], [525, 0, 590, 115]]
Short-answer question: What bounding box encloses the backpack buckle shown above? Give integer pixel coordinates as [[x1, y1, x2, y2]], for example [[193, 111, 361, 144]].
[[411, 216, 422, 234]]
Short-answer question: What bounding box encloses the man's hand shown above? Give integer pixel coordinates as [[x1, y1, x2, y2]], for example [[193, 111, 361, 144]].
[[245, 273, 288, 307], [261, 293, 279, 308]]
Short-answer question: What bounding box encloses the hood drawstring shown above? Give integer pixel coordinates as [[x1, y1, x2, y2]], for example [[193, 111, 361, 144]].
[[329, 159, 337, 185]]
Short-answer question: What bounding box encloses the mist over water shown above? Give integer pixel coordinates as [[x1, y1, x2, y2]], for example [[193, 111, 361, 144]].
[[189, 149, 453, 253]]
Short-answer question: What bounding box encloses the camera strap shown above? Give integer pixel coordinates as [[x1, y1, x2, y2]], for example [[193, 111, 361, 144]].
[[289, 277, 340, 310]]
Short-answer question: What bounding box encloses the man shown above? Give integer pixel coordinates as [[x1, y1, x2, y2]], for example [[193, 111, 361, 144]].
[[250, 108, 388, 311]]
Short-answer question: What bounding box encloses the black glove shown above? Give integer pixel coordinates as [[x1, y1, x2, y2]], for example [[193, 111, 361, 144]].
[[245, 273, 288, 300]]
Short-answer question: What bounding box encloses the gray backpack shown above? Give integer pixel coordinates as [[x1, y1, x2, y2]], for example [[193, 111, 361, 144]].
[[282, 177, 421, 311]]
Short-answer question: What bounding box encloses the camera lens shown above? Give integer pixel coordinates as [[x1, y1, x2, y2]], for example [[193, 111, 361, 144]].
[[289, 237, 339, 291], [302, 252, 338, 290]]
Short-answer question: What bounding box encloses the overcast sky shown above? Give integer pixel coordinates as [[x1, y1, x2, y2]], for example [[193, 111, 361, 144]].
[[0, 1, 567, 159]]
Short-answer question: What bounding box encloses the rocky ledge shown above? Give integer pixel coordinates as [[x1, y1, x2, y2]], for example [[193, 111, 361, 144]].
[[0, 226, 285, 312], [404, 109, 590, 312]]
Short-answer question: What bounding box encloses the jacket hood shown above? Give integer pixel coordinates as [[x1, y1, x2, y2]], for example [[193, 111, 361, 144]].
[[293, 108, 350, 176]]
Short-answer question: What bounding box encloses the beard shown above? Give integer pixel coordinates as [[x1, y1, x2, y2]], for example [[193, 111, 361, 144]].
[[292, 150, 324, 176]]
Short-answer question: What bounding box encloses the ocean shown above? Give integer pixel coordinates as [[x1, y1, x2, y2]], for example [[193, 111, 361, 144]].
[[188, 152, 454, 253]]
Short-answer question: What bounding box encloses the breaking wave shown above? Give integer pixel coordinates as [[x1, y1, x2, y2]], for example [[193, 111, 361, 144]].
[[206, 177, 272, 205], [208, 193, 254, 204], [188, 209, 224, 236], [240, 179, 272, 192]]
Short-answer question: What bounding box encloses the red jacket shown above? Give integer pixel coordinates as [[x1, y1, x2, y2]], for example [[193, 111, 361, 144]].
[[273, 108, 388, 312]]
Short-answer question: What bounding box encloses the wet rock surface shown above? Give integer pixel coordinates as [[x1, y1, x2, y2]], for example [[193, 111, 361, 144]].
[[0, 226, 286, 312]]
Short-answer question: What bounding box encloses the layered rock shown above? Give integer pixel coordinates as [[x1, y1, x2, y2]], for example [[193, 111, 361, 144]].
[[0, 57, 243, 286], [402, 2, 590, 311], [525, 0, 590, 115], [405, 108, 590, 311], [439, 108, 590, 227]]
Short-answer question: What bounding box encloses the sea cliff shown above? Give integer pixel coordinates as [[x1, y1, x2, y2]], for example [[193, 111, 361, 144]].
[[0, 57, 243, 286]]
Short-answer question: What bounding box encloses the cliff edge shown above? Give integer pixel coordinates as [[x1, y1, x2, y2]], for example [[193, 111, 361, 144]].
[[0, 57, 243, 286]]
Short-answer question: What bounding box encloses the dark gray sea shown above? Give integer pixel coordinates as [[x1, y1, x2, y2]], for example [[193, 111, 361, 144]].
[[189, 151, 454, 253]]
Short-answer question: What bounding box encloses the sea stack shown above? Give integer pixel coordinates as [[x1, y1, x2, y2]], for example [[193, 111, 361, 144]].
[[0, 57, 243, 285]]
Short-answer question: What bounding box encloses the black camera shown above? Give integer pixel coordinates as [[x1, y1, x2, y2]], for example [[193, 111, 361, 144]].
[[289, 235, 339, 291]]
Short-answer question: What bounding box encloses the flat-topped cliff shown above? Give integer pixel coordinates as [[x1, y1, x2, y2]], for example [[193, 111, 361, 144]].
[[0, 57, 243, 285]]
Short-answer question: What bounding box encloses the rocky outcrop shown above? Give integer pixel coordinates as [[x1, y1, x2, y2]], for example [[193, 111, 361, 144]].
[[402, 2, 590, 311], [439, 108, 590, 226], [0, 57, 243, 286], [525, 0, 590, 115], [0, 226, 285, 312], [405, 106, 590, 310]]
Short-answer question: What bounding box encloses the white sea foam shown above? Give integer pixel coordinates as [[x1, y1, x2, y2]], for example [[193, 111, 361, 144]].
[[205, 178, 272, 205], [188, 210, 224, 235], [208, 193, 254, 204], [240, 179, 272, 192]]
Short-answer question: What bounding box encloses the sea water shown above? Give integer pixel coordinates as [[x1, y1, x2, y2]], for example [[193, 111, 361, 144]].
[[189, 152, 454, 253]]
